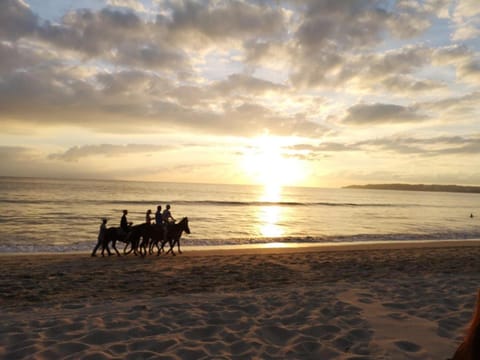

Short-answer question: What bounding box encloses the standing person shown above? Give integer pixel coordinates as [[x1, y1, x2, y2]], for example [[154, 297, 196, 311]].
[[155, 205, 162, 225], [145, 209, 153, 225], [91, 218, 107, 257]]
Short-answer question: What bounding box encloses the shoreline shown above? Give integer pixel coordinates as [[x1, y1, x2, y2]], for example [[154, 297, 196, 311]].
[[1, 238, 480, 257], [2, 240, 480, 359], [181, 238, 480, 255]]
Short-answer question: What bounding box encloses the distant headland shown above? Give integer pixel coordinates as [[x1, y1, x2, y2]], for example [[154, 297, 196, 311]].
[[344, 183, 480, 194]]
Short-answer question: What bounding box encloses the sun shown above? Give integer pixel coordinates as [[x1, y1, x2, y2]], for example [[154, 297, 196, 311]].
[[241, 135, 306, 187]]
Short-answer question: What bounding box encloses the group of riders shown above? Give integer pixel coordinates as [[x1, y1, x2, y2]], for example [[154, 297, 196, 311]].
[[92, 204, 179, 257], [119, 204, 175, 241]]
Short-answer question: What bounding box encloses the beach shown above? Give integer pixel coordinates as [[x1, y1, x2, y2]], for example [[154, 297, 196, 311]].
[[1, 242, 480, 359]]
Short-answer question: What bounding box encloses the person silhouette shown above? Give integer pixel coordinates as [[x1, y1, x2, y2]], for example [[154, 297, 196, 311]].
[[91, 218, 107, 257], [162, 204, 175, 240], [146, 209, 152, 225], [120, 209, 132, 241], [162, 204, 175, 224], [155, 205, 162, 225]]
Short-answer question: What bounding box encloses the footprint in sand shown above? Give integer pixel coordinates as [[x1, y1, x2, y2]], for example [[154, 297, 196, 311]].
[[387, 312, 409, 321], [394, 340, 421, 352]]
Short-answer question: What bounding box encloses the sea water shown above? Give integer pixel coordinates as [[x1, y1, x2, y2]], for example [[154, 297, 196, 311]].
[[0, 177, 478, 253]]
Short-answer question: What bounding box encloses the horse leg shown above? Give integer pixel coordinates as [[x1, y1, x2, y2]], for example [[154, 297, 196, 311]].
[[151, 238, 160, 256], [135, 237, 141, 256], [134, 235, 143, 256], [149, 236, 158, 255], [157, 235, 168, 255], [144, 235, 152, 256], [131, 236, 139, 256], [111, 239, 120, 256], [139, 236, 148, 257], [156, 238, 165, 256], [123, 241, 131, 255], [177, 238, 182, 254], [165, 237, 176, 256], [171, 237, 182, 255], [156, 232, 167, 256], [149, 238, 154, 255]]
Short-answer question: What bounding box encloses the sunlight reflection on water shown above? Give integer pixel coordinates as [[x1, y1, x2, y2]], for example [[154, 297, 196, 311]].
[[257, 185, 284, 238], [258, 206, 284, 237], [261, 242, 290, 248]]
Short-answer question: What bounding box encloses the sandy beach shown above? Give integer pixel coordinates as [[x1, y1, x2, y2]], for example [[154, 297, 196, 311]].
[[1, 241, 480, 359]]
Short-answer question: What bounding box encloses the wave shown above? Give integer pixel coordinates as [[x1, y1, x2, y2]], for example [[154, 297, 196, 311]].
[[0, 198, 402, 208]]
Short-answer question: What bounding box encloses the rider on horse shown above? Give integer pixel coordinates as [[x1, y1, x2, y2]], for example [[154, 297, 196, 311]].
[[162, 204, 175, 240], [119, 209, 133, 240]]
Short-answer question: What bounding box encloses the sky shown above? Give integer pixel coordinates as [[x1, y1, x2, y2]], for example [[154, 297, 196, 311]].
[[0, 0, 479, 188]]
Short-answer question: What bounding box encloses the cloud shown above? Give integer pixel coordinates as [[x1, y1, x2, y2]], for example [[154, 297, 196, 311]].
[[0, 0, 38, 39], [0, 145, 34, 160], [420, 91, 480, 120], [0, 145, 95, 179], [48, 144, 171, 161], [288, 41, 479, 93], [212, 73, 286, 95], [295, 1, 390, 52], [342, 103, 427, 125], [288, 1, 437, 88], [288, 135, 480, 158], [375, 135, 480, 155], [457, 59, 480, 83], [0, 41, 46, 74], [452, 23, 480, 41], [381, 75, 446, 93], [107, 0, 146, 13], [386, 0, 432, 39], [0, 58, 326, 137], [451, 0, 480, 40], [424, 0, 451, 18], [290, 142, 355, 152], [166, 1, 286, 43]]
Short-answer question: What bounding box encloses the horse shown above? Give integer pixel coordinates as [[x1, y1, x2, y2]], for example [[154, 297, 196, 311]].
[[451, 289, 480, 360], [143, 224, 168, 256], [167, 217, 190, 255], [159, 217, 190, 256], [100, 224, 146, 256], [135, 223, 161, 257]]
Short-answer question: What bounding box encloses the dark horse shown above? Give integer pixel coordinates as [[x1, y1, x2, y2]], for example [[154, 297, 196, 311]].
[[146, 217, 190, 256], [100, 223, 147, 256], [450, 289, 480, 360]]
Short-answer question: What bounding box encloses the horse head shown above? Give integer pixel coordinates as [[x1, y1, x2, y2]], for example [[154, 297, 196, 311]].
[[181, 217, 191, 234]]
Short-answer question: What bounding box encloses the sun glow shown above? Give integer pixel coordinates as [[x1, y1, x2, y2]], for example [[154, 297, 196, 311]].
[[242, 135, 306, 187]]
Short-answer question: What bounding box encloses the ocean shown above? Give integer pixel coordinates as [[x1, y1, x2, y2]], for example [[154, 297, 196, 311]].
[[0, 177, 479, 253]]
